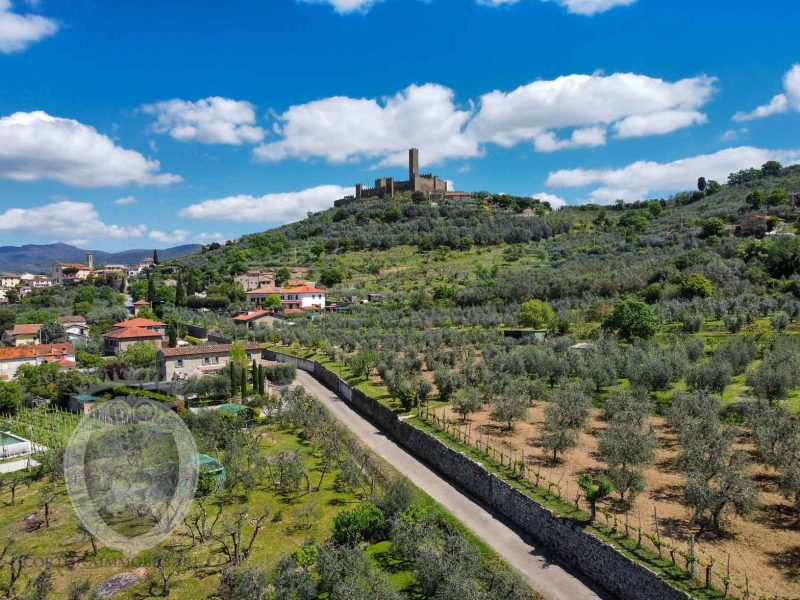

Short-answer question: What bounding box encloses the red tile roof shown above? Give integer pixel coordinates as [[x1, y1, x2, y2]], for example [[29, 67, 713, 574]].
[[282, 285, 325, 294], [246, 285, 326, 296], [0, 347, 37, 360], [159, 341, 261, 357], [113, 317, 166, 328], [0, 343, 74, 361], [13, 324, 42, 336], [103, 326, 163, 339], [232, 310, 273, 322], [133, 299, 150, 305], [246, 286, 282, 295], [33, 343, 74, 357]]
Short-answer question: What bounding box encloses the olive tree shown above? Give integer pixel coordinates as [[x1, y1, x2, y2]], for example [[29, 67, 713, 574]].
[[540, 385, 590, 463], [598, 391, 655, 504]]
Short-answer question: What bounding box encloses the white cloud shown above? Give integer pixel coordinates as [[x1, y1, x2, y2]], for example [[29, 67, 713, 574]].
[[0, 201, 146, 238], [546, 146, 800, 204], [469, 73, 715, 149], [255, 84, 478, 167], [113, 196, 137, 206], [532, 191, 567, 209], [143, 97, 265, 145], [613, 109, 707, 138], [733, 65, 800, 122], [0, 111, 181, 187], [317, 0, 636, 15], [179, 185, 353, 224], [149, 229, 189, 244], [256, 73, 714, 167], [546, 0, 636, 15], [719, 128, 748, 142], [0, 0, 57, 53], [298, 0, 379, 13], [533, 126, 606, 152], [478, 0, 636, 15]]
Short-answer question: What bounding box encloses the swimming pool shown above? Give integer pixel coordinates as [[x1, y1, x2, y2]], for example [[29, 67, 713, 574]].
[[0, 432, 32, 457]]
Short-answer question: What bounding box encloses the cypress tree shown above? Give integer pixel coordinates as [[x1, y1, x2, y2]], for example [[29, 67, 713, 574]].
[[147, 275, 157, 303], [229, 363, 236, 398], [186, 274, 196, 297], [240, 368, 247, 399], [251, 359, 257, 384], [167, 323, 177, 348], [153, 249, 160, 265], [175, 274, 186, 307], [258, 365, 265, 395]]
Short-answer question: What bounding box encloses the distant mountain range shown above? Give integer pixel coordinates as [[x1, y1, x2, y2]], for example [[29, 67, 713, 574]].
[[0, 243, 202, 273]]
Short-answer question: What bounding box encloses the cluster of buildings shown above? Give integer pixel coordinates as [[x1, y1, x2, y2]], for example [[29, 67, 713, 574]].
[[0, 272, 53, 303], [51, 253, 151, 285]]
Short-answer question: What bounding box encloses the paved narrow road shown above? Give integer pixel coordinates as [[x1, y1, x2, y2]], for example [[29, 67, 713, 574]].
[[295, 371, 612, 600]]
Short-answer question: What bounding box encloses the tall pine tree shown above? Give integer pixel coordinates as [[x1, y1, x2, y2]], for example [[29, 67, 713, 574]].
[[153, 249, 160, 265]]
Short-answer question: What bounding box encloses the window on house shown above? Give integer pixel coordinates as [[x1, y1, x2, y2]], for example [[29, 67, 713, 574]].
[[203, 356, 219, 365], [175, 359, 184, 368]]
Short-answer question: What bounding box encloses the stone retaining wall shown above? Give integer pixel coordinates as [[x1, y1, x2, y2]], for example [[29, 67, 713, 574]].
[[266, 349, 690, 600]]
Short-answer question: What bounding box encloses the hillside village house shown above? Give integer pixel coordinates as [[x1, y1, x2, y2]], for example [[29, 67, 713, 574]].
[[0, 343, 76, 381], [132, 299, 151, 316], [234, 271, 275, 292], [232, 309, 283, 330], [6, 324, 42, 346], [0, 273, 20, 289], [158, 341, 262, 380], [246, 284, 326, 310], [20, 274, 52, 288], [102, 317, 166, 354], [58, 316, 90, 344], [51, 253, 94, 285]]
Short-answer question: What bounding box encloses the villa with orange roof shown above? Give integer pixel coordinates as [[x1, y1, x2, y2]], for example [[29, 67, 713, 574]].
[[51, 253, 94, 285], [245, 283, 326, 310], [102, 317, 166, 354]]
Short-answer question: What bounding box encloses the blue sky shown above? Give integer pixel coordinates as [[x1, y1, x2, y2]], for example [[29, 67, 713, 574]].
[[0, 0, 799, 250]]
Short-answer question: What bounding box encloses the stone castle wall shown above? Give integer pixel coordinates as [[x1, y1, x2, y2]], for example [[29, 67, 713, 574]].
[[265, 349, 690, 600]]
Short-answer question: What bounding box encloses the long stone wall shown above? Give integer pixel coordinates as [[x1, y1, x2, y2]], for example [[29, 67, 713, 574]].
[[266, 349, 690, 600]]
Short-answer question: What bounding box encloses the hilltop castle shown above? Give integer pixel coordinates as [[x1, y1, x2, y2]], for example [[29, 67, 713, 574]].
[[334, 148, 459, 207]]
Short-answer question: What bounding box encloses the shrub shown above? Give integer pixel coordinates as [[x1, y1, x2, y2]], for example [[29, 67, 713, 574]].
[[332, 503, 385, 546], [700, 217, 726, 238], [680, 273, 713, 298], [264, 363, 297, 386]]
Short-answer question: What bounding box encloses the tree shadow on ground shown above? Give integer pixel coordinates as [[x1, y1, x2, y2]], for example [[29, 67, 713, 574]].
[[767, 545, 800, 581]]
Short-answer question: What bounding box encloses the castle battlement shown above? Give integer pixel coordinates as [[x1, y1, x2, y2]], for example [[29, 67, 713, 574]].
[[334, 149, 450, 207]]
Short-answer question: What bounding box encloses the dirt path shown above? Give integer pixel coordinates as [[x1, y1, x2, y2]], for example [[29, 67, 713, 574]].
[[295, 371, 613, 600]]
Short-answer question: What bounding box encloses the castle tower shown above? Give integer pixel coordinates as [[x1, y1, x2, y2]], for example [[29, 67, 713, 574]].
[[86, 253, 93, 270], [409, 148, 419, 184]]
